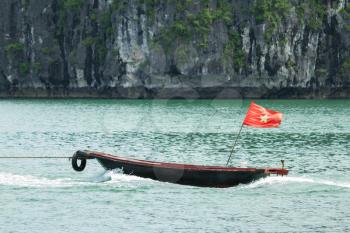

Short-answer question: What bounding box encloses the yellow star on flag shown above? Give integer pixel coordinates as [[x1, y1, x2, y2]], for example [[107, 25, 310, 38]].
[[260, 114, 269, 123]]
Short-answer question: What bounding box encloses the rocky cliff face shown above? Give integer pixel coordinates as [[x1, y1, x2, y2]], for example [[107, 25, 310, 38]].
[[0, 0, 349, 98]]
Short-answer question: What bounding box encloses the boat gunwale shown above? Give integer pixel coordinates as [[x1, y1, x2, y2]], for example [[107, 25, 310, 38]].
[[79, 150, 273, 172]]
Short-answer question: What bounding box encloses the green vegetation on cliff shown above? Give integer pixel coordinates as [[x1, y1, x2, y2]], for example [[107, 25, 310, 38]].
[[340, 3, 350, 31], [223, 31, 246, 72], [253, 0, 291, 41], [63, 0, 84, 10], [252, 0, 328, 41], [5, 42, 25, 54], [19, 63, 30, 76], [152, 0, 249, 72], [340, 59, 350, 79], [156, 0, 233, 51], [296, 0, 327, 31]]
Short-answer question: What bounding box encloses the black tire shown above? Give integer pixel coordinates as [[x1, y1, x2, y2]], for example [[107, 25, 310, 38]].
[[72, 155, 86, 172]]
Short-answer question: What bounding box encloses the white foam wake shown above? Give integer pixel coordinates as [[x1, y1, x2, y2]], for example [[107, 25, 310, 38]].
[[4, 171, 347, 189], [103, 169, 151, 184], [247, 176, 350, 189], [0, 170, 152, 188], [0, 172, 78, 188]]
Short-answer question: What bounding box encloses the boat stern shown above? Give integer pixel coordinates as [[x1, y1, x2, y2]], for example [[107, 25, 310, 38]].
[[264, 168, 289, 176]]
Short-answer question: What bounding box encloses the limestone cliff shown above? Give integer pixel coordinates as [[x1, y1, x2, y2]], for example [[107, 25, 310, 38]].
[[0, 0, 349, 98]]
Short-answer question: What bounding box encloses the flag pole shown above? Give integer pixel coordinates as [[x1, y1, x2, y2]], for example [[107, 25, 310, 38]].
[[226, 123, 244, 166]]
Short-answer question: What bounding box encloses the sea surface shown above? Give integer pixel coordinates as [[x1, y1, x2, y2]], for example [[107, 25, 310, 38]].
[[0, 99, 349, 233]]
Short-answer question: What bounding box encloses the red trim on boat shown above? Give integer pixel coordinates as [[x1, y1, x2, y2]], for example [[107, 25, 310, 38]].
[[264, 168, 289, 176], [79, 150, 288, 175]]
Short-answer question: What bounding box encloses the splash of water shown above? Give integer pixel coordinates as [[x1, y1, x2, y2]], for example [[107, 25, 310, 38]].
[[3, 170, 348, 190], [247, 176, 350, 189], [103, 169, 152, 184], [0, 172, 78, 188], [0, 170, 152, 188]]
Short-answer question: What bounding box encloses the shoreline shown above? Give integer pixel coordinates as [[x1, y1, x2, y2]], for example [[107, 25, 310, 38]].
[[0, 86, 349, 99]]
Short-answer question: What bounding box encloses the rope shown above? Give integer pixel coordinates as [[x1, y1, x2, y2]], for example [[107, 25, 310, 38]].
[[0, 156, 72, 159]]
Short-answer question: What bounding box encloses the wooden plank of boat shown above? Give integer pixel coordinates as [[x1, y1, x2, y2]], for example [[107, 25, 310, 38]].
[[71, 150, 288, 188]]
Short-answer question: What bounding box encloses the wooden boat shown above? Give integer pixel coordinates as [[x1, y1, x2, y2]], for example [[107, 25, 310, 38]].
[[72, 150, 288, 188]]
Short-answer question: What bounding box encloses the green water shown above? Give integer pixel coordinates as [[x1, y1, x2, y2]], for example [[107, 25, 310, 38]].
[[0, 99, 349, 232]]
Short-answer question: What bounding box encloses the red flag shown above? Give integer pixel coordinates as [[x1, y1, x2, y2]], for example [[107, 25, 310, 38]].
[[243, 102, 282, 128]]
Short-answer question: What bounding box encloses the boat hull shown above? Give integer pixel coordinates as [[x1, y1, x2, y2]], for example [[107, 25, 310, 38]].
[[97, 157, 267, 187], [73, 150, 288, 188]]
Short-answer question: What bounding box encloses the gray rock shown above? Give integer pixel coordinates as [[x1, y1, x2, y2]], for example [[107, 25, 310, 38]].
[[0, 0, 349, 98]]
